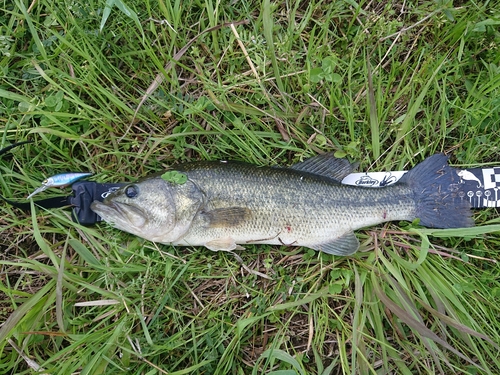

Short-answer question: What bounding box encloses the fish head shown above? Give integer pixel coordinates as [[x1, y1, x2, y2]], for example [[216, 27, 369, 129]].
[[91, 177, 202, 243]]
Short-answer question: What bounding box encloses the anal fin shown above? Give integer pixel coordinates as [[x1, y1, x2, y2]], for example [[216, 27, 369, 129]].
[[310, 232, 359, 256]]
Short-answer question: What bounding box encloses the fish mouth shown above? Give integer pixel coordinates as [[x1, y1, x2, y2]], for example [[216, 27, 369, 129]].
[[90, 200, 147, 229]]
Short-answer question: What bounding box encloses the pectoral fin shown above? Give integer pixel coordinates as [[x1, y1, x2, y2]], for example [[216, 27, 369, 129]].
[[203, 207, 251, 228], [205, 237, 245, 252], [310, 232, 359, 255]]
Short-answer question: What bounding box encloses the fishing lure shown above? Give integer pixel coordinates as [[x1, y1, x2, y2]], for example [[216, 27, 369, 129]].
[[27, 172, 93, 199]]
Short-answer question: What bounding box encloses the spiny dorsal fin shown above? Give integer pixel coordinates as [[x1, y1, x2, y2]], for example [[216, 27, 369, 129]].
[[291, 153, 357, 181]]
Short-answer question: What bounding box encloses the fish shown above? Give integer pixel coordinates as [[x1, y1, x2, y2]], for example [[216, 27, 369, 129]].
[[457, 170, 483, 188], [90, 154, 473, 256], [27, 172, 93, 199]]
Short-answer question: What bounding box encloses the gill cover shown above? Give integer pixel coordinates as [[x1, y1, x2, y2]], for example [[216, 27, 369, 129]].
[[91, 176, 205, 243]]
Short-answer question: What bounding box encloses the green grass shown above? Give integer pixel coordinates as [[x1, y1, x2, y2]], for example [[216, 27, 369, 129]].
[[1, 0, 500, 373]]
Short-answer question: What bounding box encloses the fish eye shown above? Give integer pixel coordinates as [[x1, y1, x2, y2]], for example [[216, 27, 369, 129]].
[[125, 185, 139, 198]]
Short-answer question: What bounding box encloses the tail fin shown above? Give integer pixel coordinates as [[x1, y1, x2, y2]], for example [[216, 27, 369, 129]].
[[401, 154, 473, 228]]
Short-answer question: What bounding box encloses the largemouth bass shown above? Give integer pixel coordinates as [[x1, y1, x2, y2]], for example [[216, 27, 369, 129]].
[[90, 154, 473, 255]]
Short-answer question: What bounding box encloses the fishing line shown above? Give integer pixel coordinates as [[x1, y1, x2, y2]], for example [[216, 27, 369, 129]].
[[0, 141, 68, 210], [0, 141, 124, 224]]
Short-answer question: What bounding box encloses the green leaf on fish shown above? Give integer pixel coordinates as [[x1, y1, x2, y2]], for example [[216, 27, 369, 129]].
[[161, 170, 188, 185]]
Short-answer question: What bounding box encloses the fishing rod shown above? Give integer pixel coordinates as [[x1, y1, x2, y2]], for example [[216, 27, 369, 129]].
[[1, 142, 497, 225]]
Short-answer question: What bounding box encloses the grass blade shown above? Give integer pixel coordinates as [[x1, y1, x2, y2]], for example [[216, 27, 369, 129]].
[[372, 273, 483, 370]]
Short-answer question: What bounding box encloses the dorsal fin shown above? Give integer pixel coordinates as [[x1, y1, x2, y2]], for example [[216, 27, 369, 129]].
[[290, 153, 357, 181]]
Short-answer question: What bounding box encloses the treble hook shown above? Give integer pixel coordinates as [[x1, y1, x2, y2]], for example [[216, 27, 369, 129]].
[[27, 172, 93, 199], [0, 140, 93, 199]]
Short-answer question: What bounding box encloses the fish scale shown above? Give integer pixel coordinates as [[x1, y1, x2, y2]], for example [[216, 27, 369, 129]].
[[90, 153, 473, 256], [174, 161, 414, 250]]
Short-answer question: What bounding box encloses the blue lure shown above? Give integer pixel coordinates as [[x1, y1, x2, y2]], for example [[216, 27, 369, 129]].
[[27, 172, 93, 199]]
